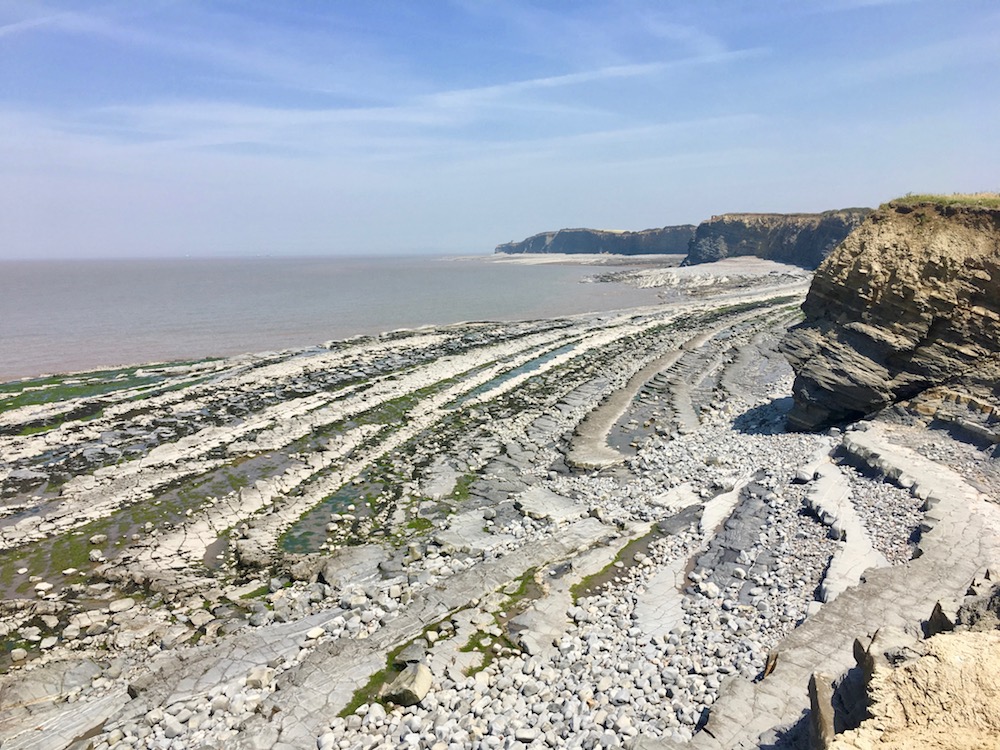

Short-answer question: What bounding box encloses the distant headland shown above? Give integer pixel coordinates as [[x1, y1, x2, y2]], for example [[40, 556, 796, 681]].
[[495, 207, 872, 270], [494, 225, 696, 256]]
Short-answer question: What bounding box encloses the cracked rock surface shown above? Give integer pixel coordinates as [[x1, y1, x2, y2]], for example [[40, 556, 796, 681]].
[[0, 257, 997, 750]]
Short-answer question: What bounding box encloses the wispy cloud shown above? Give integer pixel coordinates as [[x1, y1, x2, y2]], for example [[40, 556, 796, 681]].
[[0, 14, 61, 38], [23, 38, 763, 161], [2, 0, 996, 258], [832, 28, 1000, 85], [430, 48, 762, 105], [0, 3, 410, 101]]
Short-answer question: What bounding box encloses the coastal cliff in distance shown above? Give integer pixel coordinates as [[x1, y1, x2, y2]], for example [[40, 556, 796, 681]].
[[495, 225, 695, 255], [684, 208, 872, 269], [781, 195, 1000, 431]]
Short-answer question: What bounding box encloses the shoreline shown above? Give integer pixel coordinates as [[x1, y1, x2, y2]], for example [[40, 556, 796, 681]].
[[0, 254, 678, 384], [2, 257, 992, 750], [0, 255, 803, 385]]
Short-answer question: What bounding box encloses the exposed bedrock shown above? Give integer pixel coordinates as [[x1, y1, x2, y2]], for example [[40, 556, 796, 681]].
[[495, 225, 696, 255], [781, 200, 1000, 431], [684, 209, 871, 269]]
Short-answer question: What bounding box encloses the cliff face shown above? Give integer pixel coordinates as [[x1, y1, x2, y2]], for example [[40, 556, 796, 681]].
[[495, 225, 695, 255], [685, 209, 872, 269], [781, 200, 1000, 431]]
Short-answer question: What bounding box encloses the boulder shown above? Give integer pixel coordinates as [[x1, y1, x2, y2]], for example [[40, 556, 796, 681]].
[[381, 663, 432, 707], [246, 666, 275, 689], [317, 545, 386, 589], [392, 642, 427, 669], [926, 597, 963, 636], [954, 581, 1000, 632], [830, 631, 1000, 749]]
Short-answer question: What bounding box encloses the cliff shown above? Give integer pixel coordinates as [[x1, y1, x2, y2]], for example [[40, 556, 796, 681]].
[[781, 196, 1000, 431], [684, 209, 872, 269], [494, 225, 695, 255]]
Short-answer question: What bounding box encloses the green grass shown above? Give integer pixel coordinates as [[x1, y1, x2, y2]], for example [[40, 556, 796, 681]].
[[0, 373, 78, 395], [336, 639, 408, 716], [353, 376, 462, 427], [449, 473, 477, 502], [125, 374, 212, 401], [0, 358, 221, 417], [497, 566, 538, 614], [239, 585, 270, 600], [569, 536, 649, 603], [689, 296, 795, 328], [891, 192, 1000, 209], [458, 629, 517, 678], [405, 517, 433, 533], [1, 459, 258, 592], [458, 629, 492, 653]]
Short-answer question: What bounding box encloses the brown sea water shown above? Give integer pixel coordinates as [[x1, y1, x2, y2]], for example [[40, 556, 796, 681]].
[[0, 255, 662, 381]]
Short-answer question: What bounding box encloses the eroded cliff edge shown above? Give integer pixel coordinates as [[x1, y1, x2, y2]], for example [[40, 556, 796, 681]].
[[495, 225, 695, 255], [781, 198, 1000, 431], [684, 209, 871, 269]]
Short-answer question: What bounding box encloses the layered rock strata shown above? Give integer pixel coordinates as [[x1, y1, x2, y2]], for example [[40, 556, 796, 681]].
[[684, 209, 871, 269], [3, 252, 999, 750], [0, 265, 824, 750], [782, 199, 1000, 431], [495, 225, 695, 255]]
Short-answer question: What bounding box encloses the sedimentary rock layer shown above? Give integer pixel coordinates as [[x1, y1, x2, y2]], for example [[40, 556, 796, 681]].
[[684, 209, 871, 269], [781, 200, 1000, 430], [4, 255, 999, 750], [495, 226, 695, 255]]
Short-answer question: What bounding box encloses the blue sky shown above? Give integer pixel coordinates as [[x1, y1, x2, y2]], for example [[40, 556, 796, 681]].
[[1, 1, 998, 258]]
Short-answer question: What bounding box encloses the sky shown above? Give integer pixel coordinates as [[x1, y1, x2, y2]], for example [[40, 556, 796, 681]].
[[1, 1, 998, 259]]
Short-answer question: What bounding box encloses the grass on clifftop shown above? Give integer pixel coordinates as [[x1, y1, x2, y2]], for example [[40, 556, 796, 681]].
[[891, 192, 1000, 209]]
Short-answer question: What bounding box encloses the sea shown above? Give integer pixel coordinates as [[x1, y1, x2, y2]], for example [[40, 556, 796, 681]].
[[0, 255, 665, 382]]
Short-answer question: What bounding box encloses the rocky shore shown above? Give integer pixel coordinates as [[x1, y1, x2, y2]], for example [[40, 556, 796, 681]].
[[1, 248, 998, 750]]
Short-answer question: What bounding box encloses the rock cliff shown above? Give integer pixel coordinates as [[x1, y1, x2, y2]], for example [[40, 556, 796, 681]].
[[495, 225, 695, 255], [684, 209, 871, 269], [830, 630, 1000, 750], [781, 197, 1000, 431]]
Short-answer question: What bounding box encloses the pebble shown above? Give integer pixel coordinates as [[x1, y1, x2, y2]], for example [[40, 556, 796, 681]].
[[5, 305, 945, 750]]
